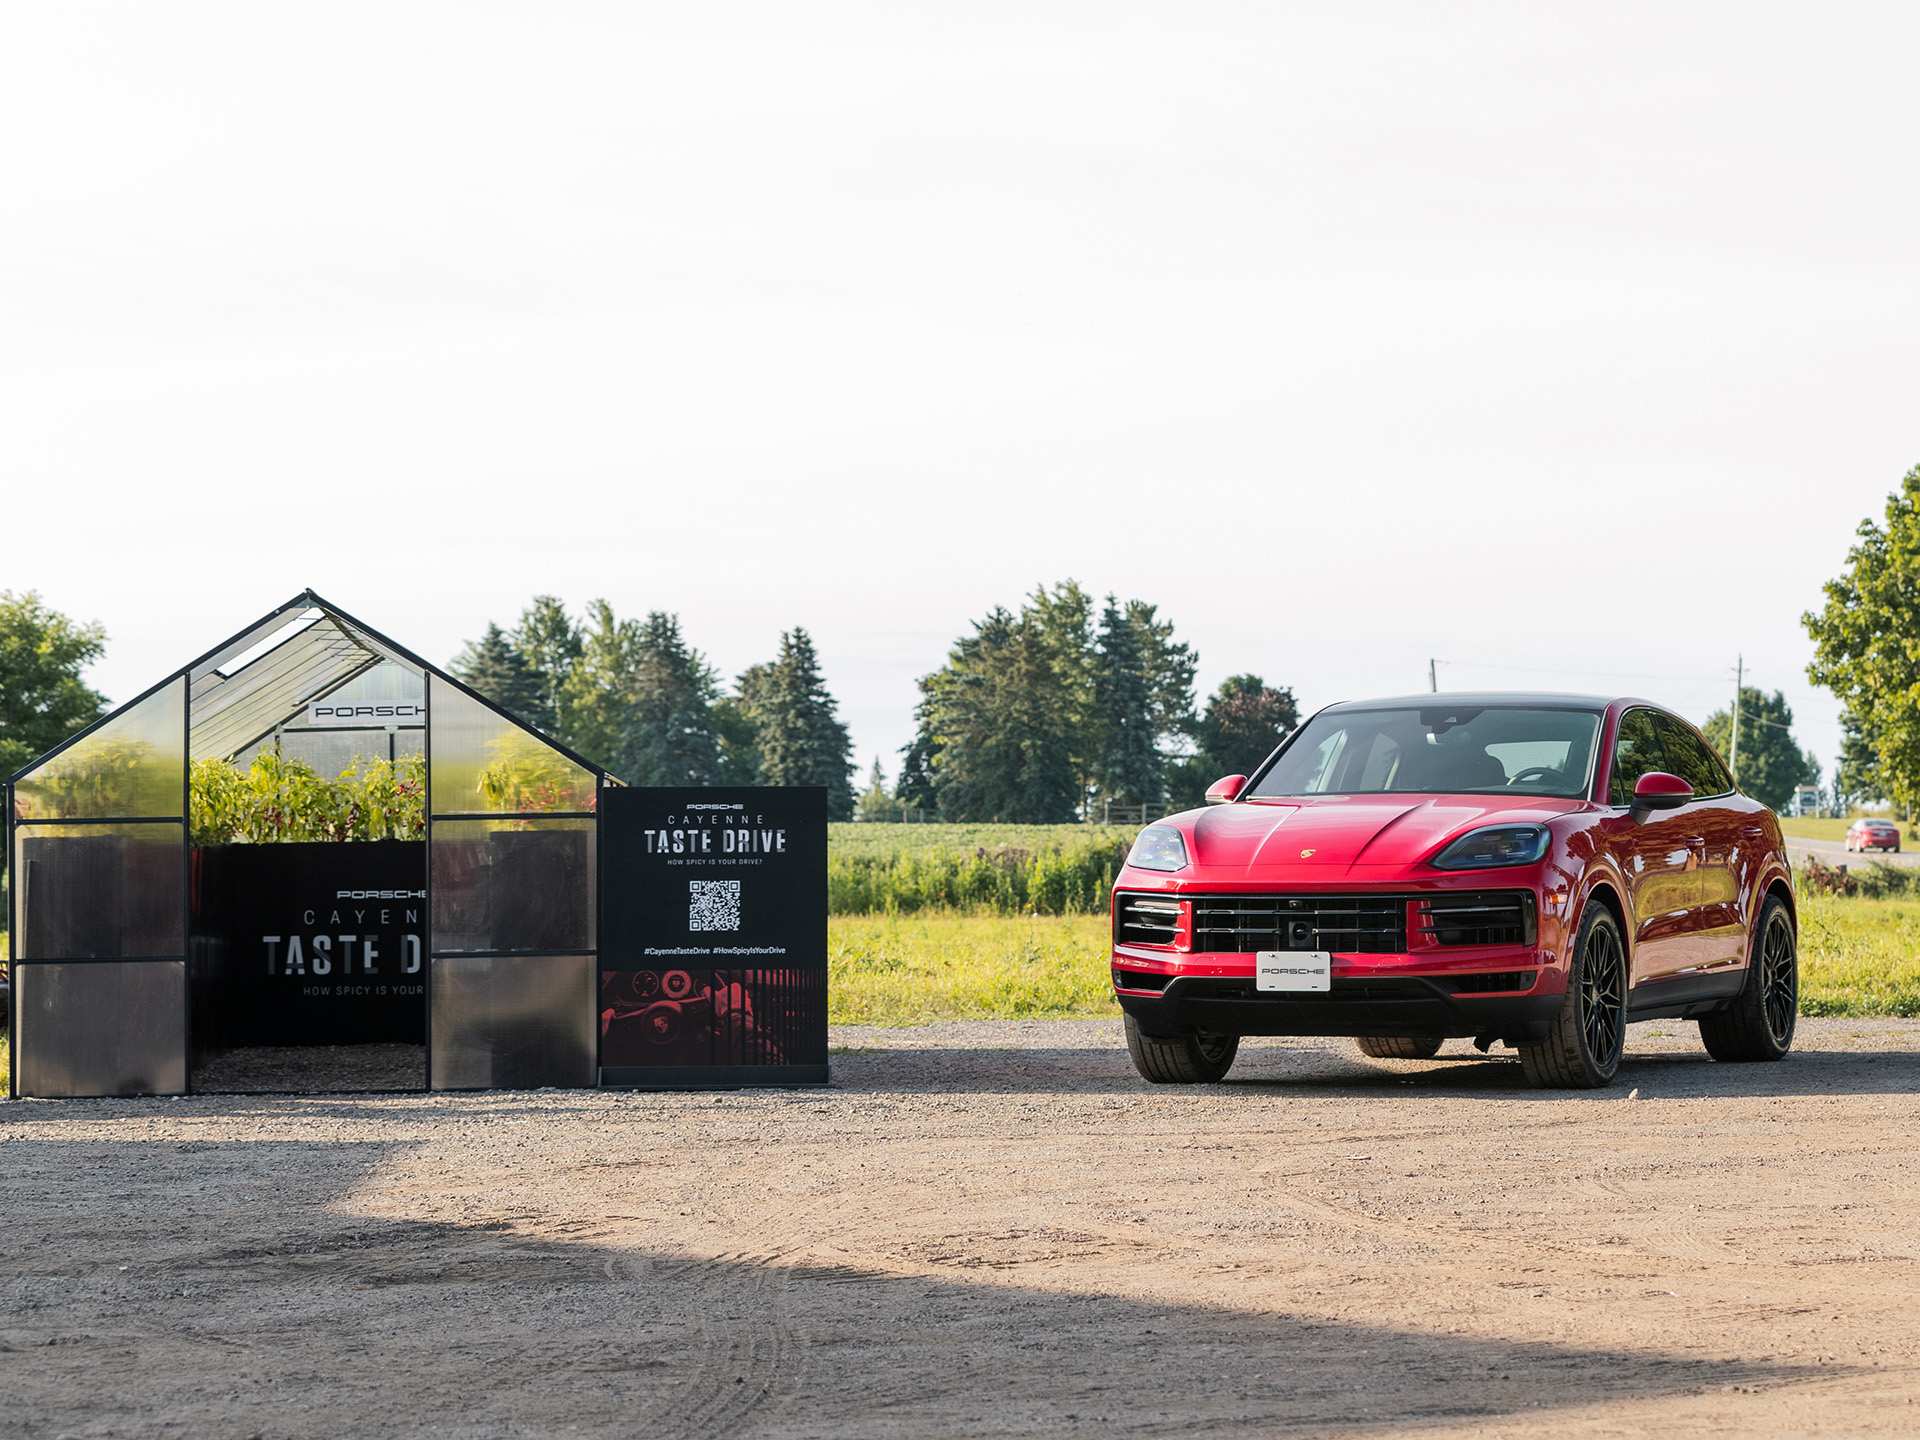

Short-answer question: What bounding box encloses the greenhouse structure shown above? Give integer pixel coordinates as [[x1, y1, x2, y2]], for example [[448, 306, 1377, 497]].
[[5, 590, 828, 1098]]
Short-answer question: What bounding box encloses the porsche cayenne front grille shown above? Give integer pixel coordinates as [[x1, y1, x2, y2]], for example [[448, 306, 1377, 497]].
[[1188, 895, 1406, 954]]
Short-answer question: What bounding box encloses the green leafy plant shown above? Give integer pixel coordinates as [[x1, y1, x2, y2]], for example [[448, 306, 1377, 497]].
[[190, 752, 425, 843], [475, 731, 594, 813]]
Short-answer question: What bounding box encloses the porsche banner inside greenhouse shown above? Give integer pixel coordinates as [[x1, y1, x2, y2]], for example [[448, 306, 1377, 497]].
[[3, 591, 828, 1098]]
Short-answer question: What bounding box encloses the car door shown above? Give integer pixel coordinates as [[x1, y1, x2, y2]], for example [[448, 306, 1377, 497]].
[[1600, 706, 1704, 986], [1650, 711, 1747, 973]]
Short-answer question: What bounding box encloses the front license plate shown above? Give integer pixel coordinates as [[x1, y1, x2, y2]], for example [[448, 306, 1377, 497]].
[[1256, 950, 1331, 993]]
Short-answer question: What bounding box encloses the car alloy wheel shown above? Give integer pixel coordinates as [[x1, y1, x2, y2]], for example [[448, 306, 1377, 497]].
[[1580, 916, 1626, 1071], [1699, 895, 1797, 1063], [1519, 904, 1626, 1088], [1759, 907, 1798, 1048]]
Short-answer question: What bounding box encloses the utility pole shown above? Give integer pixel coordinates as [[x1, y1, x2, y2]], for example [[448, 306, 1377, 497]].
[[1428, 658, 1438, 693], [1729, 653, 1743, 783]]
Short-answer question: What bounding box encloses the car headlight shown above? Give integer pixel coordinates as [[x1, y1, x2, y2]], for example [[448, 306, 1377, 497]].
[[1430, 824, 1550, 870], [1127, 825, 1189, 872]]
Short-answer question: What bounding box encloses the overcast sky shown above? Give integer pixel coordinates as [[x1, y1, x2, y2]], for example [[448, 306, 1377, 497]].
[[5, 3, 1916, 785]]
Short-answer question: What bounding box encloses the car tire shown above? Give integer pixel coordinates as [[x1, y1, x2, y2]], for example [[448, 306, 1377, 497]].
[[1355, 1035, 1444, 1060], [1124, 1013, 1239, 1083], [1699, 897, 1797, 1062], [1518, 902, 1626, 1089]]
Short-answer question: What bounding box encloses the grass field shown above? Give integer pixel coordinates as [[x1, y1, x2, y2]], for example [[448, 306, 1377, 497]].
[[827, 822, 1133, 915], [829, 913, 1110, 1025], [824, 892, 1920, 1026]]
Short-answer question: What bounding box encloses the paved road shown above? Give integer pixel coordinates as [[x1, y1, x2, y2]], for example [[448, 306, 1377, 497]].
[[1786, 833, 1920, 869]]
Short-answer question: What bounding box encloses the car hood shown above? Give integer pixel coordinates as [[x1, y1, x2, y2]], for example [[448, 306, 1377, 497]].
[[1174, 794, 1585, 875]]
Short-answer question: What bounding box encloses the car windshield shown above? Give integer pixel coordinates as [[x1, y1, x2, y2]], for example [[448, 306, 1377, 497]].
[[1248, 705, 1602, 800]]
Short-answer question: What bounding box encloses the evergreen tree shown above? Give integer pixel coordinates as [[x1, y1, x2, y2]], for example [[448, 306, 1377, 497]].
[[747, 628, 856, 818], [449, 622, 543, 724], [916, 604, 1082, 821], [628, 611, 723, 786], [855, 757, 895, 821], [0, 590, 107, 777], [512, 594, 583, 735], [711, 690, 763, 785], [895, 724, 939, 816], [561, 603, 722, 785], [909, 582, 1197, 822], [1091, 594, 1162, 813]]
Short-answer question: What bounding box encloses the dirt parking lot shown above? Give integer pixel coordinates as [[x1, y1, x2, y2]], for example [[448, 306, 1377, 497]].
[[4, 1017, 1918, 1438]]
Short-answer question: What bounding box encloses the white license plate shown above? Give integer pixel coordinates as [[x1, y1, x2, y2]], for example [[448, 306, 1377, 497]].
[[1256, 950, 1331, 993]]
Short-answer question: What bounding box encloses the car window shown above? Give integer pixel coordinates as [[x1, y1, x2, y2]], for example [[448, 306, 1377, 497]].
[[1608, 707, 1666, 806], [1249, 705, 1601, 799], [1653, 714, 1726, 797]]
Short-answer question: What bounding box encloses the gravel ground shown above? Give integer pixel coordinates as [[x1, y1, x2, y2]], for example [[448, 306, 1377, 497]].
[[3, 1017, 1918, 1437]]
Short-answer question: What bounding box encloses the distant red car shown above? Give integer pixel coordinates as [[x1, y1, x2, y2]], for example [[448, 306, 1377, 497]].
[[1845, 819, 1901, 853], [1111, 694, 1797, 1089]]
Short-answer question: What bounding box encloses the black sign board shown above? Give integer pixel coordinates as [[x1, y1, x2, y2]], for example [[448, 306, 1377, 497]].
[[190, 841, 426, 1047], [598, 787, 827, 1086]]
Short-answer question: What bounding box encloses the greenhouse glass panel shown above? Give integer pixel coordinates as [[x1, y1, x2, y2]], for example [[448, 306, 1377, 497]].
[[427, 677, 594, 815], [13, 821, 185, 959], [16, 962, 188, 1097], [430, 818, 596, 953], [429, 954, 595, 1090], [14, 678, 185, 820]]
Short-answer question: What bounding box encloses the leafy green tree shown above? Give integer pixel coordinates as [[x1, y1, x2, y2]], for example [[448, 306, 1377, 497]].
[[449, 622, 543, 724], [0, 591, 107, 778], [743, 629, 856, 818], [1836, 706, 1884, 810], [1805, 463, 1920, 812], [1702, 688, 1817, 813]]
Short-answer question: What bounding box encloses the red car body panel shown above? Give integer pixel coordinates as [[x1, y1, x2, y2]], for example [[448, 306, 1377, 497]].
[[1111, 694, 1794, 1044]]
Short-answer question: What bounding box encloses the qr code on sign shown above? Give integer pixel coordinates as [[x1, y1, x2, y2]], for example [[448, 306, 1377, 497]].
[[688, 880, 742, 932]]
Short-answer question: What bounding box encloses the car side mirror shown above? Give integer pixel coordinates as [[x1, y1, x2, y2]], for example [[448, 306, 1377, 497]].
[[1632, 771, 1693, 811], [1205, 774, 1247, 805]]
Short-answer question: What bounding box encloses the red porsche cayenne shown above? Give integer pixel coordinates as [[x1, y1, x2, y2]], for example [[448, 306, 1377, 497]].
[[1111, 694, 1798, 1089]]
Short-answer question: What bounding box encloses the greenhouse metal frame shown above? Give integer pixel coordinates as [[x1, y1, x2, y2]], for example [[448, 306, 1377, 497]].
[[5, 589, 620, 1098]]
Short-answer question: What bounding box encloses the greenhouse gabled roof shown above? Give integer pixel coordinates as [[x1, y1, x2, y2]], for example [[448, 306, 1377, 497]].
[[9, 589, 612, 782]]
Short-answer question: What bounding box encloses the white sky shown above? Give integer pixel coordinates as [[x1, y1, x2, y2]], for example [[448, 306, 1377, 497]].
[[5, 3, 1916, 785]]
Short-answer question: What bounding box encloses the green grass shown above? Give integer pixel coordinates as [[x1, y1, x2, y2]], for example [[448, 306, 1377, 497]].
[[1797, 893, 1920, 1017], [1780, 816, 1860, 842], [825, 893, 1920, 1027], [829, 912, 1112, 1025]]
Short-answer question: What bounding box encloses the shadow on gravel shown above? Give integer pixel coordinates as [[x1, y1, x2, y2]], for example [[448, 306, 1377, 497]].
[[822, 1040, 1920, 1101], [2, 1134, 1832, 1438]]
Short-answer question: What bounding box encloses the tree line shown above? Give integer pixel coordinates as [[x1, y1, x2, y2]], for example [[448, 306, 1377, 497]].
[[890, 581, 1296, 822], [451, 597, 859, 818]]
